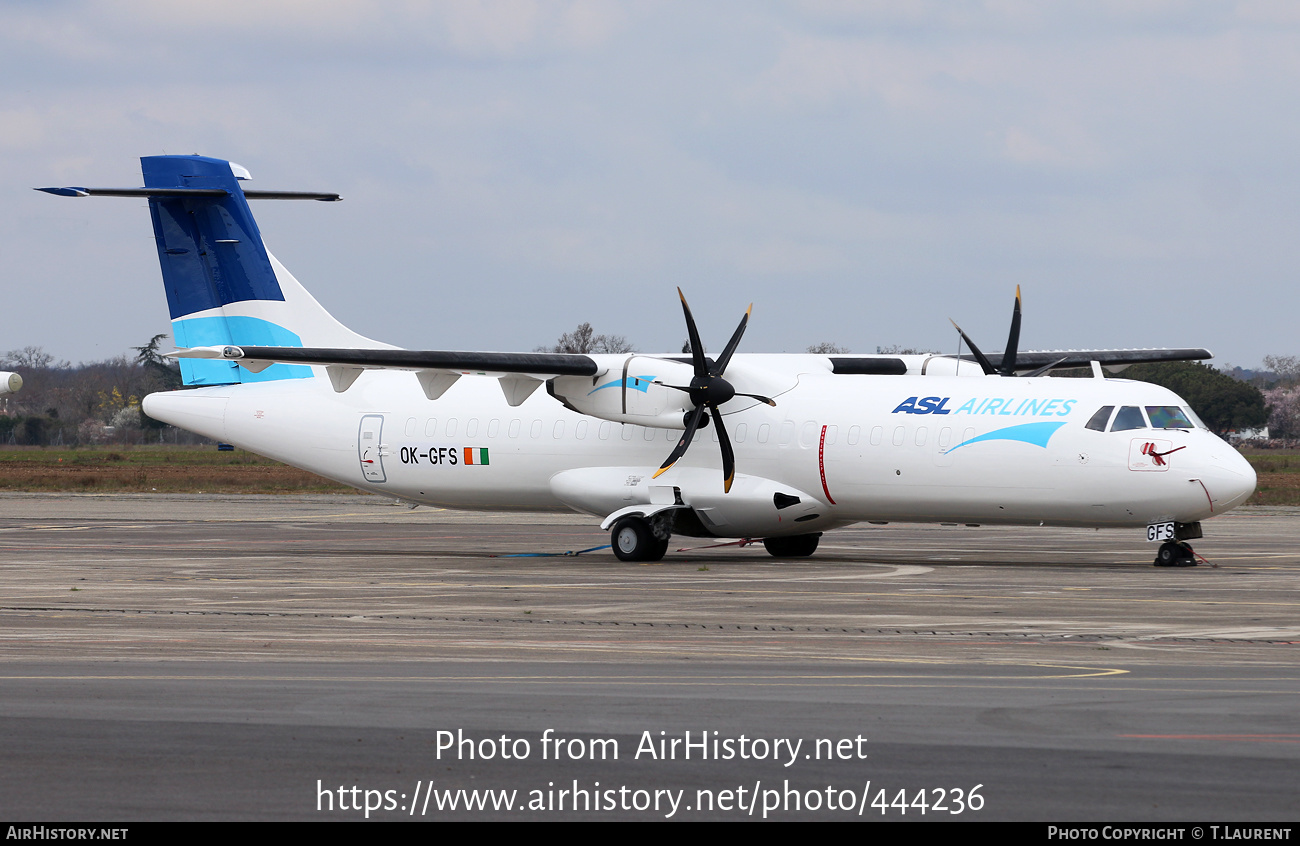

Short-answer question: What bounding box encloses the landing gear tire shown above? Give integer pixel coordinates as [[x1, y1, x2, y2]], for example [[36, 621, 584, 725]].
[[1154, 541, 1197, 567], [762, 533, 821, 558], [612, 517, 669, 562]]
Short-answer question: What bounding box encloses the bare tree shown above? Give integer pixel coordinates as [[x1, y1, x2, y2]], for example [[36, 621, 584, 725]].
[[2, 346, 68, 370], [539, 322, 633, 354], [807, 342, 851, 354], [875, 344, 938, 355], [1263, 354, 1300, 387]]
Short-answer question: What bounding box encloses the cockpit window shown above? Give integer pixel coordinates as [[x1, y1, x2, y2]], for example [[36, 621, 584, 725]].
[[1085, 406, 1114, 431], [1183, 407, 1207, 429], [1110, 406, 1147, 431], [1146, 406, 1194, 429]]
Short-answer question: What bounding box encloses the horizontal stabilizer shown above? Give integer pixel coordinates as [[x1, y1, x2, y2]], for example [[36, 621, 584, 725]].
[[35, 186, 340, 201]]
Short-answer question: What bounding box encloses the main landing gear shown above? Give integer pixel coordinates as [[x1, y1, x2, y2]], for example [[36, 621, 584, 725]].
[[609, 515, 824, 563], [1154, 541, 1198, 567], [611, 516, 670, 562], [762, 533, 821, 558]]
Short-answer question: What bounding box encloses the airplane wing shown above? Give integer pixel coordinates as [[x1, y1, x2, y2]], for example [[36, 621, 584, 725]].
[[823, 348, 1212, 375], [173, 345, 600, 376], [170, 343, 1206, 384], [169, 345, 599, 405], [173, 344, 1210, 380], [986, 348, 1212, 372]]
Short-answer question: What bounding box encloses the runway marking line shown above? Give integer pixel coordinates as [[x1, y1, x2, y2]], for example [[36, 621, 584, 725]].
[[0, 661, 1128, 681]]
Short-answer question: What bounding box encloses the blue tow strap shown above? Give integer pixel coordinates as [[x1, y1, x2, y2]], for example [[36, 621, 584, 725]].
[[493, 544, 613, 558]]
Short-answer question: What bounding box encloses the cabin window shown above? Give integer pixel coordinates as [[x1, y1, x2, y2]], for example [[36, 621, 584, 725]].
[[424, 418, 439, 438], [598, 421, 611, 440], [915, 426, 927, 447], [643, 426, 656, 442], [848, 425, 861, 445], [870, 426, 883, 446], [758, 423, 771, 444], [621, 425, 633, 441], [1085, 406, 1114, 432], [553, 421, 565, 439], [487, 419, 500, 438], [1110, 406, 1147, 431], [530, 419, 542, 439], [800, 422, 818, 448], [467, 418, 479, 438], [780, 421, 795, 445], [508, 419, 521, 438], [735, 423, 747, 443], [892, 426, 905, 446], [445, 418, 458, 437], [575, 420, 588, 440], [825, 425, 837, 445], [1146, 406, 1194, 429], [939, 427, 951, 448], [405, 417, 417, 437]]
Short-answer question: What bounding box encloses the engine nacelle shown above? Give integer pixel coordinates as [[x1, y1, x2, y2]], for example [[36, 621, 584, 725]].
[[549, 355, 693, 429], [0, 372, 21, 395]]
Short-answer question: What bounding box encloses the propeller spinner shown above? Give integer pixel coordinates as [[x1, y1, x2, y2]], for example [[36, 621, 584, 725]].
[[652, 288, 775, 493]]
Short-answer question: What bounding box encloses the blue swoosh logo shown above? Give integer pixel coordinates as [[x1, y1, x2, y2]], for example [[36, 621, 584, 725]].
[[588, 375, 656, 396], [945, 421, 1067, 453]]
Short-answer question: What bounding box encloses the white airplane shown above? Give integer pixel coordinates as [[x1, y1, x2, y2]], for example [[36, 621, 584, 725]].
[[39, 155, 1256, 567]]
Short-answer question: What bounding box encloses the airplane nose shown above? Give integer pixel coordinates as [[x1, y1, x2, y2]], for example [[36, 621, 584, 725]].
[[1195, 441, 1256, 512]]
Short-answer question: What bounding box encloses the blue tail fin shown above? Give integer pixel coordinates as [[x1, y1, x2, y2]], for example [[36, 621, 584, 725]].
[[141, 155, 382, 386]]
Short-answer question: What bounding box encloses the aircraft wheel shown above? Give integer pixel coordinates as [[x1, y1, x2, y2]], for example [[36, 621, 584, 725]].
[[762, 533, 821, 558], [612, 517, 667, 562], [1154, 541, 1196, 567]]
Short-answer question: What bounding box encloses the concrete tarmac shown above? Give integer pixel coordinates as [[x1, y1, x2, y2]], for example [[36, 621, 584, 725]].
[[0, 493, 1297, 821]]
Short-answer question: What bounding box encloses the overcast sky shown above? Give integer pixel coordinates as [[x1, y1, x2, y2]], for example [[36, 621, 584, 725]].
[[3, 1, 1297, 368]]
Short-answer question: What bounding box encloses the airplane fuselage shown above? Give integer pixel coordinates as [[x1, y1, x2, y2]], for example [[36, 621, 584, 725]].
[[143, 355, 1256, 540]]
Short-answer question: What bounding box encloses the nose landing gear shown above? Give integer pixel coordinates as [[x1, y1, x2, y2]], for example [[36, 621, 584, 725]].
[[1154, 541, 1197, 567]]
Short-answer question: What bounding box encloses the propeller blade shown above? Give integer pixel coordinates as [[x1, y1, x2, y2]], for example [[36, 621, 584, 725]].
[[714, 304, 751, 374], [711, 407, 736, 493], [1022, 355, 1069, 378], [659, 290, 761, 493], [677, 288, 708, 378], [999, 286, 1022, 377], [652, 403, 707, 479], [949, 318, 997, 375], [735, 391, 776, 407]]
